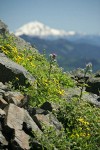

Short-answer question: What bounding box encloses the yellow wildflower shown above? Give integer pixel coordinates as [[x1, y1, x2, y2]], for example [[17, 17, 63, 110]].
[[78, 118, 89, 125], [15, 77, 19, 81], [80, 133, 86, 137], [76, 133, 79, 138], [15, 56, 23, 63], [30, 62, 35, 67], [58, 89, 65, 95]]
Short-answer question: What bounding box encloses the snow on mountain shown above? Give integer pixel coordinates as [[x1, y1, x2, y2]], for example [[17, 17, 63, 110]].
[[15, 21, 77, 39], [15, 21, 100, 46]]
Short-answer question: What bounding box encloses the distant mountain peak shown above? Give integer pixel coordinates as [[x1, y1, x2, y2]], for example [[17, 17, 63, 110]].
[[15, 21, 77, 38]]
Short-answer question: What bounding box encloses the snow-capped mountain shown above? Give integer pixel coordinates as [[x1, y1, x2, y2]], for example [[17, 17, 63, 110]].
[[15, 21, 100, 72], [15, 21, 100, 45], [15, 21, 77, 39]]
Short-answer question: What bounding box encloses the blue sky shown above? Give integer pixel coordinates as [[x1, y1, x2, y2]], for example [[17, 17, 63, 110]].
[[0, 0, 100, 34]]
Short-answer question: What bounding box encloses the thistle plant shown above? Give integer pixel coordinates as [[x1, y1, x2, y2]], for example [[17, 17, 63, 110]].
[[48, 53, 57, 80], [79, 62, 92, 100]]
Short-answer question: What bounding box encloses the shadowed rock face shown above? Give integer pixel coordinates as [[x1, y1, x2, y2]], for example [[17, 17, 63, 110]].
[[0, 53, 35, 87], [86, 77, 100, 95]]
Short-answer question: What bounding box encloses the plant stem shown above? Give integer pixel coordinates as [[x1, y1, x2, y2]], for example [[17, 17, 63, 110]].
[[79, 69, 87, 100], [48, 59, 52, 80]]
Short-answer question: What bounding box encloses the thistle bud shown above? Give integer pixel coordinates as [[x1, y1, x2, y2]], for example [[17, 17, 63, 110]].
[[86, 62, 92, 73], [52, 53, 57, 59], [49, 53, 57, 62]]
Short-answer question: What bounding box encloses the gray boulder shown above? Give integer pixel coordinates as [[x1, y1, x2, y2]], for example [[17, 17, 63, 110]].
[[4, 104, 24, 131], [11, 130, 30, 150], [4, 104, 42, 133], [86, 77, 100, 95], [0, 82, 44, 149], [65, 87, 100, 107], [0, 53, 35, 87], [3, 103, 42, 150], [82, 93, 100, 107], [24, 109, 42, 136], [71, 68, 90, 81], [3, 91, 25, 106], [33, 109, 62, 131], [11, 34, 37, 53], [0, 20, 8, 35], [95, 70, 100, 77]]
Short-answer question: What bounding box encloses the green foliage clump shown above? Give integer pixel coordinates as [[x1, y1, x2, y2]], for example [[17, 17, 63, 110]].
[[30, 126, 67, 150], [0, 33, 74, 106], [57, 99, 100, 150]]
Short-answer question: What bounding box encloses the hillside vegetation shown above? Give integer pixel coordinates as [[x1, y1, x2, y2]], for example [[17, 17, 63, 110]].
[[20, 34, 100, 72], [0, 27, 100, 150]]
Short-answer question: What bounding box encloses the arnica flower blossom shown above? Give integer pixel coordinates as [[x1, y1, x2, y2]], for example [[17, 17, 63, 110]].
[[30, 62, 35, 67], [78, 118, 89, 125], [58, 89, 65, 95]]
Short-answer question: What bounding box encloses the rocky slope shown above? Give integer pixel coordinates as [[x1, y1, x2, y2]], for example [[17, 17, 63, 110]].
[[0, 20, 64, 150], [0, 20, 100, 150], [0, 81, 64, 150]]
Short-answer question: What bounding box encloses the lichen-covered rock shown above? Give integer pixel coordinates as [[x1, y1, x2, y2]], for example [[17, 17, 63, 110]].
[[24, 109, 42, 136], [4, 104, 42, 133], [3, 103, 42, 149], [4, 104, 24, 131], [3, 91, 24, 106], [33, 110, 62, 131], [11, 130, 30, 150]]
